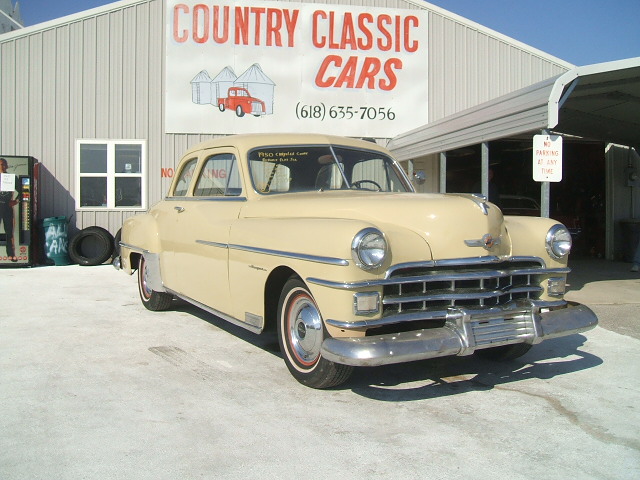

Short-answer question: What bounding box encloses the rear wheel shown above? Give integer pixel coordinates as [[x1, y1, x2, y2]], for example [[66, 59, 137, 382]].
[[277, 277, 353, 389], [137, 256, 173, 311], [475, 343, 533, 361]]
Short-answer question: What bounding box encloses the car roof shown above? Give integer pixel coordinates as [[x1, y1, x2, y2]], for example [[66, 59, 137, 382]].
[[180, 133, 390, 158]]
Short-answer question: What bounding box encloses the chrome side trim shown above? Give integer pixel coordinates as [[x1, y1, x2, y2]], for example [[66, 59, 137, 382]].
[[164, 196, 247, 202], [196, 240, 228, 249], [307, 278, 381, 290], [321, 303, 598, 367], [229, 244, 349, 266], [120, 242, 147, 254], [166, 289, 263, 334], [194, 240, 348, 265]]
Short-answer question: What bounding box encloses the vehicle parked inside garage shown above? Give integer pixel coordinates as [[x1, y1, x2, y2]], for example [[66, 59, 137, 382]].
[[113, 133, 597, 388]]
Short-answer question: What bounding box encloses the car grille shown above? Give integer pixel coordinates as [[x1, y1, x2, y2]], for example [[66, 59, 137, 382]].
[[382, 259, 545, 316]]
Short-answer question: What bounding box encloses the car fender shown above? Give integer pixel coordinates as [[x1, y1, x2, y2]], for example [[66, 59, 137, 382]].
[[227, 217, 432, 326], [119, 213, 162, 273], [504, 215, 569, 268]]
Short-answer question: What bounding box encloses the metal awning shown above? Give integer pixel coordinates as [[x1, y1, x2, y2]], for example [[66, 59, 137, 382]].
[[389, 57, 640, 160]]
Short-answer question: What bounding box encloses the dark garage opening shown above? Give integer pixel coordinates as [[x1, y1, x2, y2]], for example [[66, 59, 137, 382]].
[[445, 139, 606, 257]]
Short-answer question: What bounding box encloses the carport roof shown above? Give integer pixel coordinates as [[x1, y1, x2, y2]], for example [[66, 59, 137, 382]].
[[388, 57, 640, 160]]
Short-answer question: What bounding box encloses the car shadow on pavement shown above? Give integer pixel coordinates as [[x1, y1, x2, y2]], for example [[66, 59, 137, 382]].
[[172, 301, 283, 356], [169, 301, 602, 400], [347, 334, 603, 401]]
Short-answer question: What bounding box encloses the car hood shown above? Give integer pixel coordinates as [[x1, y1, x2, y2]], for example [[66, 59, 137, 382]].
[[242, 191, 511, 259]]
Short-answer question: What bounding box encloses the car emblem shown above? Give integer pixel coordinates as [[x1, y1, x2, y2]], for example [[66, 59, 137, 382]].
[[464, 234, 501, 250]]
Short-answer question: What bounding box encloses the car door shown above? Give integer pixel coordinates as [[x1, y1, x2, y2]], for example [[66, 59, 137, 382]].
[[171, 149, 244, 314], [156, 156, 199, 291]]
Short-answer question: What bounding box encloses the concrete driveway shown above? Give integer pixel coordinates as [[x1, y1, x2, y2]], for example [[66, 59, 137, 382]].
[[1, 261, 639, 479]]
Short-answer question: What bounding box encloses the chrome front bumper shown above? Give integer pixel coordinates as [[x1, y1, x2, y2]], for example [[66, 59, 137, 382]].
[[321, 302, 598, 367]]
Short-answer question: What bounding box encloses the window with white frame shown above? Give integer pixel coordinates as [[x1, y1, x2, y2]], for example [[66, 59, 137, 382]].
[[76, 140, 146, 210]]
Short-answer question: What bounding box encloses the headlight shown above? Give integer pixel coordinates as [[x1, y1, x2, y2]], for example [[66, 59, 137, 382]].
[[546, 224, 572, 259], [351, 228, 387, 270]]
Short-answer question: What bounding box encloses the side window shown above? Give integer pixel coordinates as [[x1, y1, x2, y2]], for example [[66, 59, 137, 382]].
[[172, 158, 198, 196], [194, 153, 241, 197]]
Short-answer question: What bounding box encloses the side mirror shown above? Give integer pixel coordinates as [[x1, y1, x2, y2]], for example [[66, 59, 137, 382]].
[[413, 170, 426, 185]]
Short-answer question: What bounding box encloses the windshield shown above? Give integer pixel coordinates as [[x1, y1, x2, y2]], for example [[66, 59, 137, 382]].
[[248, 144, 411, 194]]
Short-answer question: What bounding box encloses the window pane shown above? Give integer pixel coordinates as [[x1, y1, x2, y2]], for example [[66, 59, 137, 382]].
[[115, 144, 142, 174], [80, 144, 107, 173], [115, 177, 142, 207], [173, 158, 198, 196], [195, 153, 241, 196], [80, 177, 107, 207]]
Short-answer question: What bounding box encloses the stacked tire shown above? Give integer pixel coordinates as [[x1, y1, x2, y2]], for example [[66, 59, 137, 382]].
[[69, 226, 115, 266]]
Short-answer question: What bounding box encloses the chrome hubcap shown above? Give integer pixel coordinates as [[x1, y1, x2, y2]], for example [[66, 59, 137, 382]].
[[140, 260, 152, 297], [289, 293, 323, 366]]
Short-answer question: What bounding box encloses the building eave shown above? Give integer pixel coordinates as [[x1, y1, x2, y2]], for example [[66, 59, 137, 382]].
[[389, 57, 640, 160]]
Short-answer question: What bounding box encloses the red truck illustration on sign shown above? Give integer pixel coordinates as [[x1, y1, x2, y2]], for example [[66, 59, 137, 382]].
[[218, 87, 267, 117]]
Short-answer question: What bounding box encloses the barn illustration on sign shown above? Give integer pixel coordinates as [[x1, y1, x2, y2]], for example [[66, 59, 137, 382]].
[[191, 63, 275, 118]]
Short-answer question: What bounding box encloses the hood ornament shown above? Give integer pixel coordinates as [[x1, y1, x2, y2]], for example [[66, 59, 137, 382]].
[[464, 234, 501, 250], [469, 194, 490, 215]]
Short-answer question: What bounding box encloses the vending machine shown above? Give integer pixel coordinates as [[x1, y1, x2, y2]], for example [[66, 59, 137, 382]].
[[0, 156, 39, 266]]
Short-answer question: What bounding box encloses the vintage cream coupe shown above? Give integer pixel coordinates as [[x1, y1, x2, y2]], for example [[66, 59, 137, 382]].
[[114, 133, 597, 388]]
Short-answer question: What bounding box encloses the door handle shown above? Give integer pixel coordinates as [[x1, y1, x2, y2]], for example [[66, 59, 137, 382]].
[[174, 206, 185, 213]]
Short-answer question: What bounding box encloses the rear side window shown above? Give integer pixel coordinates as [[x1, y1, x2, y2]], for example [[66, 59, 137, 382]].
[[194, 153, 242, 197], [172, 158, 197, 196]]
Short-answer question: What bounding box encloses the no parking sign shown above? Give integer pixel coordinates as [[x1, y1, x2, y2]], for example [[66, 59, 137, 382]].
[[533, 134, 563, 182]]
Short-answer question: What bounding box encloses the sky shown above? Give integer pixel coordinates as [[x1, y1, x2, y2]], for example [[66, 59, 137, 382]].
[[14, 0, 640, 66]]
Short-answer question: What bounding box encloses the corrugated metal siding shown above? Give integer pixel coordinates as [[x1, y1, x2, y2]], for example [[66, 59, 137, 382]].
[[0, 0, 573, 236], [427, 9, 570, 123], [0, 0, 163, 233]]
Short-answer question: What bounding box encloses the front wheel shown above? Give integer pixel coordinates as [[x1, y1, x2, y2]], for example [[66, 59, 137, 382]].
[[235, 105, 245, 117], [137, 255, 173, 311], [277, 278, 353, 388]]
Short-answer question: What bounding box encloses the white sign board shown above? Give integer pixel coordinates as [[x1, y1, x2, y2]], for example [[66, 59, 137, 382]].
[[165, 0, 429, 137], [533, 134, 563, 182], [1, 173, 16, 192]]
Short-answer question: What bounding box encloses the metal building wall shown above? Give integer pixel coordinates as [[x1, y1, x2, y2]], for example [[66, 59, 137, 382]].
[[0, 0, 572, 236], [0, 0, 175, 234], [426, 8, 571, 123]]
